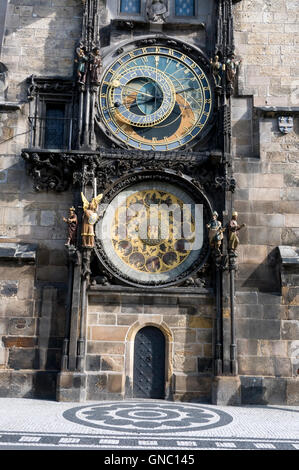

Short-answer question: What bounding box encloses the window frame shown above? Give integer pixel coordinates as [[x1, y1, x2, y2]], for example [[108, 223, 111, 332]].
[[119, 0, 142, 17], [173, 0, 197, 19], [28, 77, 75, 151], [43, 101, 68, 150]]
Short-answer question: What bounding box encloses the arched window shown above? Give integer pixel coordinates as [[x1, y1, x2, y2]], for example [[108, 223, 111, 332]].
[[120, 0, 141, 14], [175, 0, 195, 17]]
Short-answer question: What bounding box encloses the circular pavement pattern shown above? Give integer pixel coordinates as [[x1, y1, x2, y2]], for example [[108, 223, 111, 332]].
[[63, 402, 233, 434]]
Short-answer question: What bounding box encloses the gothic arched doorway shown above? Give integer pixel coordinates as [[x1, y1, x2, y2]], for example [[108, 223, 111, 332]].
[[133, 326, 166, 399]]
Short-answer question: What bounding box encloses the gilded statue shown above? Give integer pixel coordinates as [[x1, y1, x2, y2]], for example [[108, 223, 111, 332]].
[[228, 211, 245, 252], [207, 211, 225, 254], [81, 192, 103, 248], [75, 46, 88, 85]]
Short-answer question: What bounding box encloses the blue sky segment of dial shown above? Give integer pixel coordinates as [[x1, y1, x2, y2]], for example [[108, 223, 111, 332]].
[[99, 46, 212, 151]]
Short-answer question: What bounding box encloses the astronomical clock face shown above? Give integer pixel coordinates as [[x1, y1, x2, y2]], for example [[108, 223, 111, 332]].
[[98, 46, 213, 151], [95, 181, 206, 287]]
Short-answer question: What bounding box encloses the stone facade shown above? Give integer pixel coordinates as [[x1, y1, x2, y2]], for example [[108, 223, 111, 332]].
[[0, 1, 298, 404]]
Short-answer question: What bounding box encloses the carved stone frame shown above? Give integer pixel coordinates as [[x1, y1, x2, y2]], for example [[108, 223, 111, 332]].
[[93, 169, 213, 289]]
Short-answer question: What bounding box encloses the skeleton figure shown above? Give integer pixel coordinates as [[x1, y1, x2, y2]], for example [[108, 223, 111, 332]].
[[210, 55, 224, 89], [226, 54, 242, 92], [146, 0, 168, 23], [81, 192, 103, 248]]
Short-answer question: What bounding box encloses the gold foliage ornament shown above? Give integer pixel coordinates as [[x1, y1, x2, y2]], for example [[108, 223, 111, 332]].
[[111, 189, 195, 274]]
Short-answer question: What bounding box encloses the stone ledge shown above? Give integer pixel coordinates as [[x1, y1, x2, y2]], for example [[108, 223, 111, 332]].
[[0, 101, 23, 111], [278, 246, 299, 266], [255, 106, 299, 117], [212, 376, 241, 405], [0, 243, 37, 263]]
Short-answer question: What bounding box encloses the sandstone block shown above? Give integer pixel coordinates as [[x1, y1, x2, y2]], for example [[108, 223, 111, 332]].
[[90, 326, 128, 341], [174, 343, 203, 356], [236, 319, 281, 340], [174, 374, 212, 393], [8, 318, 36, 336], [163, 315, 188, 327], [188, 317, 213, 329], [2, 336, 36, 348], [87, 341, 125, 355], [117, 314, 139, 325], [101, 356, 124, 372], [259, 340, 288, 357], [88, 303, 120, 314], [97, 314, 116, 326], [237, 339, 259, 356], [197, 329, 212, 343], [107, 374, 123, 393], [86, 374, 107, 398], [173, 354, 197, 373], [286, 379, 299, 405], [212, 376, 241, 406], [8, 348, 37, 370], [281, 320, 299, 340], [173, 329, 196, 343], [85, 355, 101, 371]]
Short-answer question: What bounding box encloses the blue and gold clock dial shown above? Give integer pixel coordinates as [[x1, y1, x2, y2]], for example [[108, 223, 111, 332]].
[[99, 46, 213, 151]]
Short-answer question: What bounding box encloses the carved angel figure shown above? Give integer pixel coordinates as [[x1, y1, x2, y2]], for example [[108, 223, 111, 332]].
[[146, 0, 168, 23], [81, 192, 103, 248]]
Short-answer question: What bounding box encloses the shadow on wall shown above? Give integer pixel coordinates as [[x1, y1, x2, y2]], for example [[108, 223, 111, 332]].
[[236, 248, 281, 293], [0, 62, 8, 100]]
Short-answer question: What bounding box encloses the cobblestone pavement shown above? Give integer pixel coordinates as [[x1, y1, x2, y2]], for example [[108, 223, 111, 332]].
[[0, 398, 298, 451]]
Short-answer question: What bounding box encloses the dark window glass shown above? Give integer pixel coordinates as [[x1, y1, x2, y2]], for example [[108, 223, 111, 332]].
[[120, 0, 141, 14], [175, 0, 195, 17], [44, 104, 65, 149]]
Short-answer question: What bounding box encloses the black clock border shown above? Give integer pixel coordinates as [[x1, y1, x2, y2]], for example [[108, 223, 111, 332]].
[[93, 169, 212, 289]]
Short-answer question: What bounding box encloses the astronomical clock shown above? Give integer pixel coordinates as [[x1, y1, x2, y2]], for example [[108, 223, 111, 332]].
[[93, 39, 216, 288], [97, 45, 213, 152]]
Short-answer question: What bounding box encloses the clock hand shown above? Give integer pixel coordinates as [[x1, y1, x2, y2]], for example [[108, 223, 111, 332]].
[[111, 96, 161, 111], [175, 86, 197, 94], [122, 86, 154, 98]]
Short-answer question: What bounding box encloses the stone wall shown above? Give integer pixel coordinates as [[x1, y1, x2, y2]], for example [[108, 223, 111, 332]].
[[1, 0, 82, 101], [0, 0, 82, 379], [231, 0, 299, 403], [233, 0, 298, 107], [0, 0, 298, 403], [83, 291, 215, 402]]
